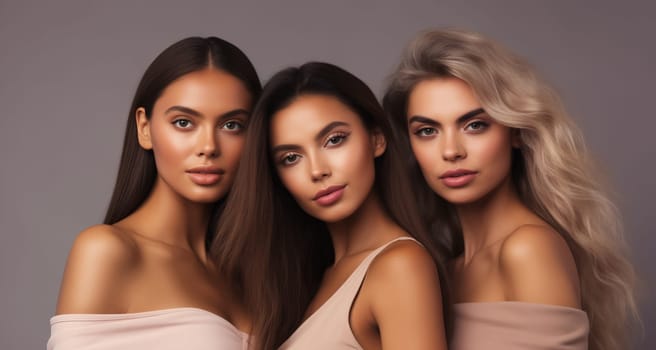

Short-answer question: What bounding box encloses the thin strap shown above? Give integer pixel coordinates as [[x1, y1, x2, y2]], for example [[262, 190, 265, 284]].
[[342, 236, 422, 295], [278, 236, 424, 349], [340, 237, 423, 344]]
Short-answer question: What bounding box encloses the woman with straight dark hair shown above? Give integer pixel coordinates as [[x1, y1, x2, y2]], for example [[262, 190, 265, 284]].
[[212, 62, 449, 350], [383, 28, 638, 350], [49, 37, 261, 350]]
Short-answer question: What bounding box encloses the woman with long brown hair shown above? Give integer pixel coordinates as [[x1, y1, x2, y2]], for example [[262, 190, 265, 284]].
[[213, 62, 449, 350], [383, 28, 638, 350], [49, 37, 261, 350]]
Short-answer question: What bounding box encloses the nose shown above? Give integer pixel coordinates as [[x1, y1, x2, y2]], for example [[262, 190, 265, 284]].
[[441, 131, 465, 161], [197, 127, 220, 158], [309, 153, 331, 182]]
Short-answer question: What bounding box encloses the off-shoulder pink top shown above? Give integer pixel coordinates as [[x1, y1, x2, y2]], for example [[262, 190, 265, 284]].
[[451, 301, 589, 350], [48, 307, 248, 350]]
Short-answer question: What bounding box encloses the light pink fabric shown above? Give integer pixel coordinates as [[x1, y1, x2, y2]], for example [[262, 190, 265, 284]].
[[48, 307, 248, 350], [279, 237, 419, 350], [451, 302, 589, 350]]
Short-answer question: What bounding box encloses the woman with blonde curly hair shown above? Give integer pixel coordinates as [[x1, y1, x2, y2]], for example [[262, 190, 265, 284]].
[[383, 28, 638, 350]]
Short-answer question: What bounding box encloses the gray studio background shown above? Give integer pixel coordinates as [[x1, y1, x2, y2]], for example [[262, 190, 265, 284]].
[[1, 1, 654, 349]]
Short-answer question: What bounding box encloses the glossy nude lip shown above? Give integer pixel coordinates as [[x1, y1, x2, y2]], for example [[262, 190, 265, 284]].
[[439, 169, 478, 188], [186, 166, 225, 186], [312, 185, 347, 206]]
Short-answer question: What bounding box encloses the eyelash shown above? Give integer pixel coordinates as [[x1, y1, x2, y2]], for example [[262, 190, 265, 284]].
[[464, 120, 489, 132], [171, 119, 246, 132], [413, 120, 489, 137], [277, 131, 350, 167], [222, 120, 245, 132], [280, 153, 301, 166], [172, 119, 193, 129], [414, 127, 436, 137], [324, 132, 349, 147]]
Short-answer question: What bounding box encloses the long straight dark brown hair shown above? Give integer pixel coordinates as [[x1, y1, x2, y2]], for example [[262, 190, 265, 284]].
[[103, 36, 261, 243], [212, 62, 452, 350]]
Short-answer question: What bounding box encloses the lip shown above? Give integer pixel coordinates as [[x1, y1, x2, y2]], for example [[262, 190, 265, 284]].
[[313, 185, 346, 206], [439, 169, 478, 188], [186, 166, 225, 186]]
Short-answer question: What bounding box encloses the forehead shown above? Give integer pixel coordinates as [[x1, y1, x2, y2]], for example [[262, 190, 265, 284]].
[[407, 77, 481, 121], [270, 94, 365, 144], [154, 69, 252, 113]]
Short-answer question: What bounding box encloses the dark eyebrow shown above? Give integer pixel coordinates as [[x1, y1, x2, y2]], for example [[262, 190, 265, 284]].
[[408, 115, 439, 126], [219, 109, 251, 121], [315, 121, 349, 143], [408, 108, 485, 126], [271, 144, 300, 154], [164, 106, 251, 120], [165, 105, 202, 117], [456, 108, 485, 124]]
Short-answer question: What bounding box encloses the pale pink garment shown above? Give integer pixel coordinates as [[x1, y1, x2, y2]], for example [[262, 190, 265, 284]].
[[48, 307, 248, 350], [451, 302, 589, 350], [279, 237, 420, 350]]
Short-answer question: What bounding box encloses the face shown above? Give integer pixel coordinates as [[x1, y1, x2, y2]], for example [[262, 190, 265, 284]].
[[270, 94, 386, 223], [136, 68, 252, 204], [406, 77, 517, 205]]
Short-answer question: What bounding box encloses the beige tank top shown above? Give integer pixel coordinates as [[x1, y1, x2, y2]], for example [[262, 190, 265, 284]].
[[451, 302, 589, 350], [279, 237, 419, 350]]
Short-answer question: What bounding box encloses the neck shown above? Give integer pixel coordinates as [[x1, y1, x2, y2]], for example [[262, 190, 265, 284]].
[[122, 177, 215, 262], [455, 176, 525, 265], [327, 191, 403, 263]]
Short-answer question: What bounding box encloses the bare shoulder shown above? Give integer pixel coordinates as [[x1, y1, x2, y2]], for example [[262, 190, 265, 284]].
[[69, 224, 139, 260], [56, 224, 140, 314], [498, 224, 581, 307], [362, 239, 446, 349], [365, 239, 443, 316], [367, 239, 440, 284]]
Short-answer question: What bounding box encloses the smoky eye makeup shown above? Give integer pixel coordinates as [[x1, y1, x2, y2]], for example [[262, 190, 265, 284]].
[[413, 126, 437, 137], [278, 152, 301, 166], [220, 119, 247, 133], [464, 119, 490, 133], [323, 130, 350, 147]]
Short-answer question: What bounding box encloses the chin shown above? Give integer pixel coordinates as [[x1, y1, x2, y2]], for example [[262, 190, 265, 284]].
[[308, 205, 357, 224], [435, 189, 485, 206], [186, 189, 228, 204]]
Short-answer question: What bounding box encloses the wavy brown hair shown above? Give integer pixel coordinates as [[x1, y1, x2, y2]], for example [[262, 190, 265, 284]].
[[383, 28, 639, 350], [212, 62, 452, 350]]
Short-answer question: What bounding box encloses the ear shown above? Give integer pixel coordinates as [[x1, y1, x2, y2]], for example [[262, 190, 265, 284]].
[[136, 107, 153, 150], [371, 129, 387, 158], [511, 128, 522, 149]]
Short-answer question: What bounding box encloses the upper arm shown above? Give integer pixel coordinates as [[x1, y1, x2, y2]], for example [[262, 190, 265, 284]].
[[365, 241, 447, 350], [499, 225, 581, 308], [56, 225, 138, 314]]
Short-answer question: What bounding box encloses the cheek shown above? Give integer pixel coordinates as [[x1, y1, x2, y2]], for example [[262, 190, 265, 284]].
[[336, 139, 376, 187], [336, 145, 366, 172], [472, 131, 513, 170], [150, 128, 194, 168], [218, 135, 246, 170], [410, 139, 438, 174], [277, 166, 308, 200]]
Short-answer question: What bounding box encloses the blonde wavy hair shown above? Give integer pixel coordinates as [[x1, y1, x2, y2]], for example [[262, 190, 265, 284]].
[[383, 28, 639, 350]]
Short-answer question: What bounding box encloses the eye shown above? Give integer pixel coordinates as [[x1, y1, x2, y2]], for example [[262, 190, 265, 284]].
[[325, 132, 348, 147], [414, 127, 437, 137], [222, 120, 244, 131], [465, 121, 488, 132], [281, 153, 301, 166], [172, 119, 193, 129]]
